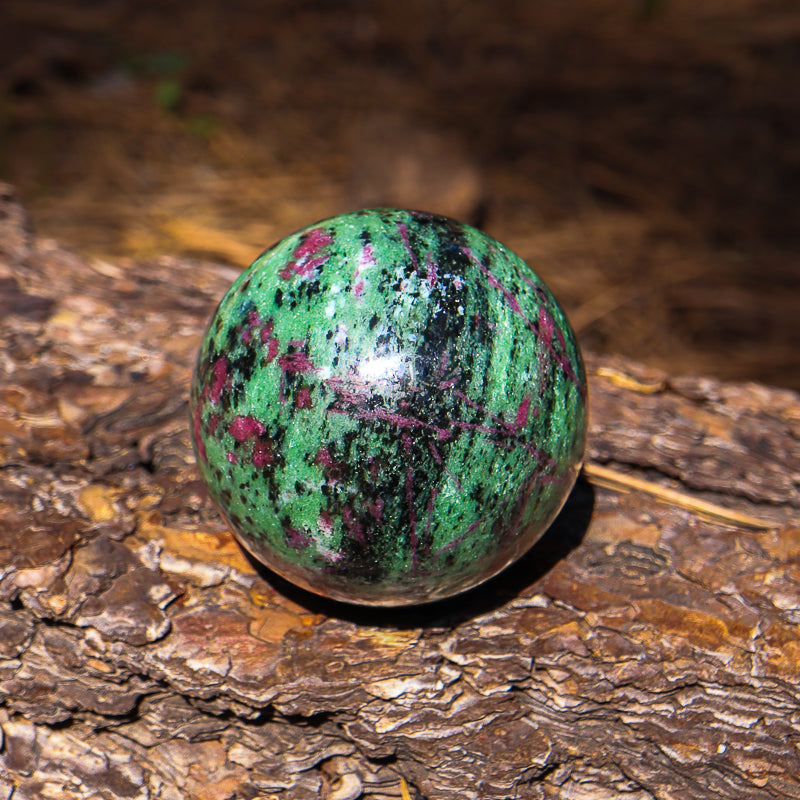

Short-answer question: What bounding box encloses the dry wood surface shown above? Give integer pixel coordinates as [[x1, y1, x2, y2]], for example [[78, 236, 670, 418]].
[[0, 184, 798, 799]]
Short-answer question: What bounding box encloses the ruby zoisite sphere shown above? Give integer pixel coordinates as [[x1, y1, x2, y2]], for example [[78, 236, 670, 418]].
[[190, 209, 587, 606]]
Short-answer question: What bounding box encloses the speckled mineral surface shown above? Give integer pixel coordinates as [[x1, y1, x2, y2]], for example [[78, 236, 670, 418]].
[[190, 209, 586, 605]]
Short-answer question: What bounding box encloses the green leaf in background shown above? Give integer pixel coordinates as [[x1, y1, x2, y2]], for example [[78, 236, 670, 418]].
[[155, 78, 182, 112]]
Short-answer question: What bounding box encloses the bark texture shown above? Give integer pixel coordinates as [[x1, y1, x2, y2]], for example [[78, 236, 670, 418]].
[[0, 184, 798, 799]]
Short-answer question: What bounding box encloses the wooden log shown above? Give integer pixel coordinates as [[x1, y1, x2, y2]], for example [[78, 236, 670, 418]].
[[0, 183, 798, 799]]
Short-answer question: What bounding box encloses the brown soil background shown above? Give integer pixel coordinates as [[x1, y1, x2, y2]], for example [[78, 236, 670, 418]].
[[2, 0, 798, 390]]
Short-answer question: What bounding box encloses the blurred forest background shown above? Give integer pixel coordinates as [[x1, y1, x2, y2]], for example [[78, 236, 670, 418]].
[[2, 0, 798, 390]]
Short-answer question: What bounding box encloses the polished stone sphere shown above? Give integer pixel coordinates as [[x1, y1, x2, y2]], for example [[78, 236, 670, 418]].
[[190, 209, 586, 606]]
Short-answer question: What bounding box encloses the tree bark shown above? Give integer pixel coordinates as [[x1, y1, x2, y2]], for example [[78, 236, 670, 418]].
[[0, 184, 798, 799]]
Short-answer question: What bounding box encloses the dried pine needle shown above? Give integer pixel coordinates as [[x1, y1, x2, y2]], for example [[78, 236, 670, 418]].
[[582, 462, 775, 530], [159, 217, 260, 265], [594, 366, 666, 394]]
